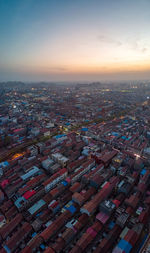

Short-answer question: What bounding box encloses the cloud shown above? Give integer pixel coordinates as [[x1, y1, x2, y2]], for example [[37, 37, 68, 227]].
[[130, 38, 149, 54], [97, 35, 122, 46], [97, 34, 149, 55]]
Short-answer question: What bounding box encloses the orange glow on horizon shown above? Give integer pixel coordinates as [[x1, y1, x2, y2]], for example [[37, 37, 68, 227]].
[[18, 60, 150, 75]]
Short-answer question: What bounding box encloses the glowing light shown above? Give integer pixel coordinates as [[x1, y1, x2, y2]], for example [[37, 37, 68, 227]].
[[10, 152, 25, 161], [134, 153, 140, 158]]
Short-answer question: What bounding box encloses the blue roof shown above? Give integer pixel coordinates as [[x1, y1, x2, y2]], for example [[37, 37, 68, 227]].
[[65, 122, 70, 125], [21, 166, 40, 180], [121, 136, 129, 140], [108, 221, 115, 230], [112, 132, 119, 137], [67, 205, 76, 215], [118, 239, 132, 253], [32, 232, 37, 238], [141, 168, 146, 176], [0, 161, 9, 168], [82, 149, 89, 156], [28, 199, 46, 215], [40, 244, 46, 250], [64, 200, 74, 210], [36, 211, 43, 217], [81, 127, 88, 131], [55, 134, 66, 139], [15, 196, 26, 208], [61, 180, 68, 186], [3, 245, 11, 253]]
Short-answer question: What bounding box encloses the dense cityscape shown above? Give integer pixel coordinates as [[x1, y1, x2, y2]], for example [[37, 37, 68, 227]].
[[0, 82, 150, 252], [1, 0, 150, 252]]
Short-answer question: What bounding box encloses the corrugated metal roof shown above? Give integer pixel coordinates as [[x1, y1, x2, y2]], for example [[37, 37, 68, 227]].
[[21, 166, 40, 180], [28, 199, 46, 215]]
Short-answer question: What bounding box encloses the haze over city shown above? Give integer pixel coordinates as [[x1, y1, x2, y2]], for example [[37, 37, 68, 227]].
[[0, 0, 150, 81]]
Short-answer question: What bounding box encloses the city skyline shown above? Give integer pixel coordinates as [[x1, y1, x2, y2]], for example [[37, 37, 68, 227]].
[[0, 0, 150, 81]]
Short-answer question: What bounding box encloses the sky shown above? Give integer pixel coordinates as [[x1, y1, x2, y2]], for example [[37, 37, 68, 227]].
[[0, 0, 150, 82]]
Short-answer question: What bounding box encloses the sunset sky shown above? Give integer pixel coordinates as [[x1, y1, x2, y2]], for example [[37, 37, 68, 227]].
[[0, 0, 150, 81]]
